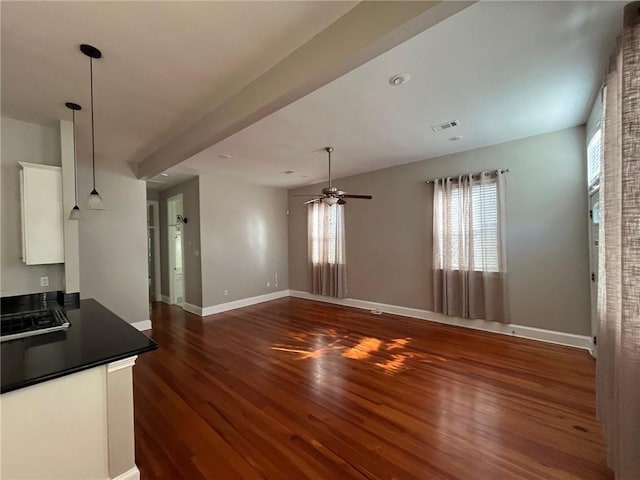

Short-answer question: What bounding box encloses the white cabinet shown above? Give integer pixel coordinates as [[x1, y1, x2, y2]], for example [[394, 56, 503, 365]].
[[1, 359, 141, 480], [19, 162, 65, 265]]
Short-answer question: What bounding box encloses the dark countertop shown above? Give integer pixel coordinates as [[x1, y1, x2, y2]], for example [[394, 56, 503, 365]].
[[1, 298, 157, 394]]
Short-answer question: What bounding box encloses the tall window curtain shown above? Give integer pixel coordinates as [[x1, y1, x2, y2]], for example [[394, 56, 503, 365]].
[[596, 3, 640, 479], [308, 202, 347, 298], [432, 171, 508, 323]]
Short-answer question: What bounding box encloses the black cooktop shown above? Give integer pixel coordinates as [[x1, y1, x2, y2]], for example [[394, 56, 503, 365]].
[[1, 297, 157, 393], [1, 307, 70, 342]]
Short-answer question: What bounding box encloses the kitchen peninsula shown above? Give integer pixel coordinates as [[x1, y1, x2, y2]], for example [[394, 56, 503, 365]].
[[1, 293, 157, 480]]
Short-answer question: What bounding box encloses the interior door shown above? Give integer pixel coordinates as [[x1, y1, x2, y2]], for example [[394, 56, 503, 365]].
[[173, 224, 184, 305], [589, 189, 600, 346], [167, 195, 185, 307], [147, 227, 154, 298], [147, 203, 155, 302]]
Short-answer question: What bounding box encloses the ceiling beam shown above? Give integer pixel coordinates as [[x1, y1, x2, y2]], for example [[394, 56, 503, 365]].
[[136, 1, 474, 179]]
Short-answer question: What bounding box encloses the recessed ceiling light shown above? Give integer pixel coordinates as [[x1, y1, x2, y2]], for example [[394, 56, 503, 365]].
[[449, 136, 463, 142], [218, 154, 231, 159], [389, 73, 410, 86], [160, 173, 169, 177]]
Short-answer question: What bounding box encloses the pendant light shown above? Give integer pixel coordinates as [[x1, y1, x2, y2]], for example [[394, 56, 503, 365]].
[[81, 44, 105, 210], [65, 102, 82, 220]]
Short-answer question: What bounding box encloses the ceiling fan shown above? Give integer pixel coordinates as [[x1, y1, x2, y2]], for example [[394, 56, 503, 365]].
[[295, 147, 373, 206]]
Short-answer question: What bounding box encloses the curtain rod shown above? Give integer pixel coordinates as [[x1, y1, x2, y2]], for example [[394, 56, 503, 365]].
[[424, 168, 510, 184]]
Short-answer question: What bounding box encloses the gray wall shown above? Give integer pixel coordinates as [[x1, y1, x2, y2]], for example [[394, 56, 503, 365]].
[[78, 159, 149, 325], [1, 117, 65, 296], [146, 189, 159, 202], [159, 178, 202, 307], [200, 175, 289, 307], [288, 127, 591, 335], [1, 117, 148, 324]]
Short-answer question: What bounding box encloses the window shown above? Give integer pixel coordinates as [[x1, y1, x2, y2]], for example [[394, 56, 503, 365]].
[[435, 178, 500, 272], [310, 203, 344, 265], [588, 128, 602, 186]]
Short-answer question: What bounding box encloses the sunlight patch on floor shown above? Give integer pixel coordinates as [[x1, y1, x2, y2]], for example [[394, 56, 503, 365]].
[[271, 328, 427, 375]]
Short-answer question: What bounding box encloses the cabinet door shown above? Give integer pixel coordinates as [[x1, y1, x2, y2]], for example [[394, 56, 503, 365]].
[[20, 162, 65, 265]]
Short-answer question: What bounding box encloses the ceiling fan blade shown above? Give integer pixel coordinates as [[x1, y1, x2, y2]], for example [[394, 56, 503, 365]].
[[337, 199, 346, 205], [302, 198, 321, 205], [292, 194, 322, 197], [341, 194, 372, 199]]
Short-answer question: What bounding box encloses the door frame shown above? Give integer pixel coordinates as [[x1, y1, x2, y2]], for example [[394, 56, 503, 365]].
[[147, 200, 161, 302], [167, 194, 185, 306], [588, 185, 600, 350]]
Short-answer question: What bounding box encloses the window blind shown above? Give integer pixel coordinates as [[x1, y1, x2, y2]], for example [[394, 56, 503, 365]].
[[436, 179, 500, 272], [310, 204, 344, 264], [588, 129, 602, 186]]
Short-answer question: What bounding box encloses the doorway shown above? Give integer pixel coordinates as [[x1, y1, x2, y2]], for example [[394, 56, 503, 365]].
[[147, 201, 161, 303], [167, 194, 185, 306], [588, 188, 600, 347]]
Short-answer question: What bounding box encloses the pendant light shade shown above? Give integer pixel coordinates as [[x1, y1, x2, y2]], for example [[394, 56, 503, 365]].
[[69, 205, 81, 221], [87, 189, 104, 210], [65, 102, 82, 220], [81, 43, 105, 210]]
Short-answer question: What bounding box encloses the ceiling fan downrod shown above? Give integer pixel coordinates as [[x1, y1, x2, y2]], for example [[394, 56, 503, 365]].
[[325, 146, 334, 189]]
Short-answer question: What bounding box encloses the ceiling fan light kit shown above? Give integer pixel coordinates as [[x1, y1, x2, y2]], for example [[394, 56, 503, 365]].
[[295, 147, 373, 206]]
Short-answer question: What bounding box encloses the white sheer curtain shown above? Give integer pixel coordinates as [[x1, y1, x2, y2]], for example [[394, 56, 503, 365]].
[[596, 3, 640, 478], [308, 202, 347, 298], [432, 171, 508, 323]]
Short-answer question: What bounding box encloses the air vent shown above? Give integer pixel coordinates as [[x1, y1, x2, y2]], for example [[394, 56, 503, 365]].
[[431, 120, 460, 133]]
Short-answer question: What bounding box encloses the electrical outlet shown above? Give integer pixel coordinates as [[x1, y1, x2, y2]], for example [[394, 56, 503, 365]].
[[267, 282, 271, 287], [40, 276, 49, 287], [223, 289, 229, 296]]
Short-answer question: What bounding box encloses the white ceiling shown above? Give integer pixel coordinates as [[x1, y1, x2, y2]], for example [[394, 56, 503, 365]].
[[179, 1, 624, 189], [1, 1, 357, 171]]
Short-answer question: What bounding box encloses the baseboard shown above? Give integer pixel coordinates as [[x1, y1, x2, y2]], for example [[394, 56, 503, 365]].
[[161, 295, 171, 304], [131, 320, 152, 331], [202, 290, 291, 317], [175, 289, 593, 352], [183, 302, 202, 316], [288, 290, 594, 352], [111, 466, 140, 480]]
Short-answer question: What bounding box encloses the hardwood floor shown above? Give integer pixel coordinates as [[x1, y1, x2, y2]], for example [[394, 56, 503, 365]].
[[134, 298, 612, 480]]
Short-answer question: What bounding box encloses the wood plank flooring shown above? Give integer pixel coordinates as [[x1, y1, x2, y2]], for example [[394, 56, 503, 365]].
[[134, 298, 612, 480]]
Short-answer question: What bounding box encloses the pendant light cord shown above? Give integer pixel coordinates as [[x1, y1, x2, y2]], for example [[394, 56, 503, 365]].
[[89, 56, 96, 190], [72, 110, 78, 205]]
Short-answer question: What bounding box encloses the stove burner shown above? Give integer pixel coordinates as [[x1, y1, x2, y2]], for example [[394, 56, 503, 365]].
[[34, 314, 54, 327]]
